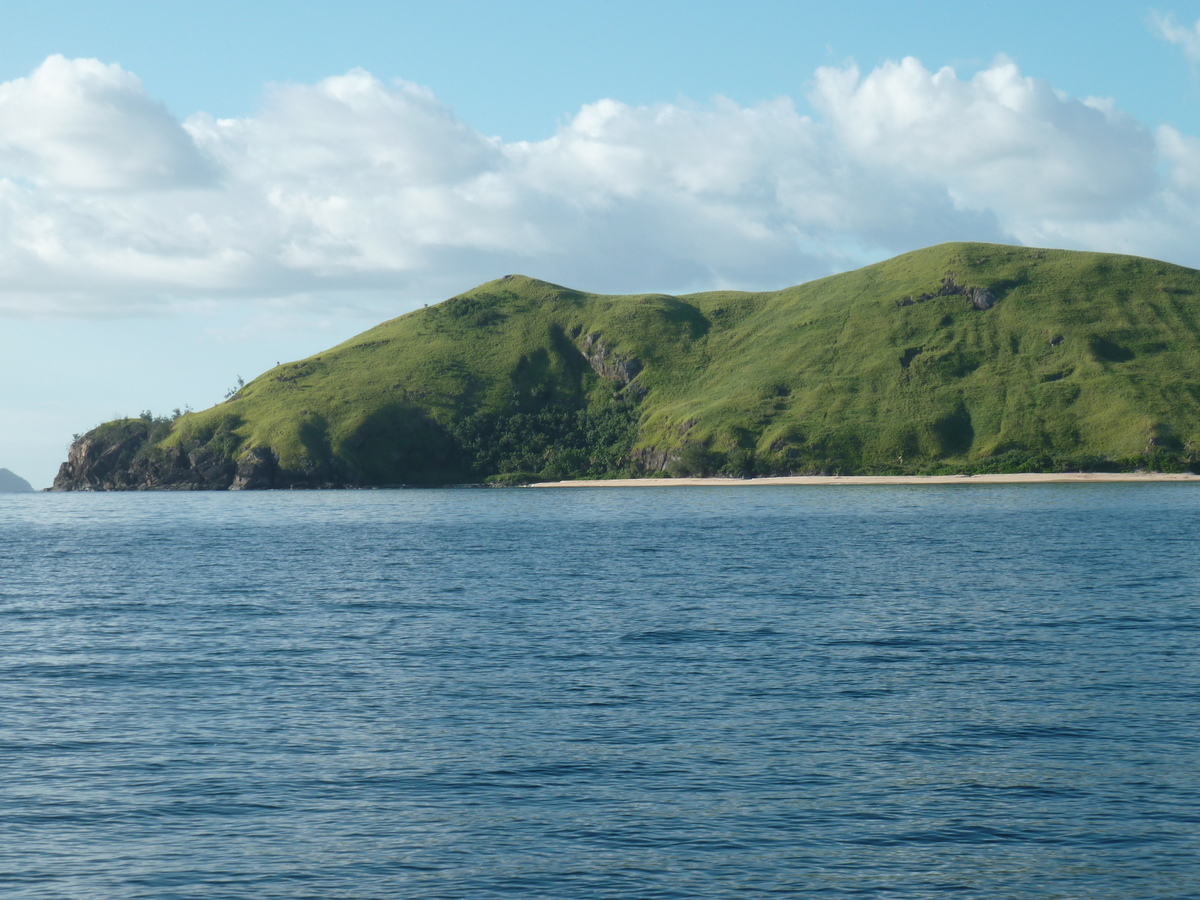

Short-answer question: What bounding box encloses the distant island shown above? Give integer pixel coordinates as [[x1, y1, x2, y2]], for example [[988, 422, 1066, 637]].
[[0, 468, 34, 492], [53, 242, 1200, 490]]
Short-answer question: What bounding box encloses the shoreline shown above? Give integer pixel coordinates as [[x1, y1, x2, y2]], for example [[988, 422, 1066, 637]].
[[530, 472, 1200, 487]]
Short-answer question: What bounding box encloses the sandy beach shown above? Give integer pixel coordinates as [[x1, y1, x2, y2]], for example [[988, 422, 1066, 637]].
[[531, 472, 1200, 487]]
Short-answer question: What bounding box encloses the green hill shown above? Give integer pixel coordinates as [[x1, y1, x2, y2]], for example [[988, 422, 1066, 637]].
[[53, 242, 1200, 489]]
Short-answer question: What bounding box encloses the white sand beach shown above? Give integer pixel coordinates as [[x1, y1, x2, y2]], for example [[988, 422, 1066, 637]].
[[531, 472, 1200, 487]]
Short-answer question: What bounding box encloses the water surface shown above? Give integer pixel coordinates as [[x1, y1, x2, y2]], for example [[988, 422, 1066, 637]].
[[2, 485, 1198, 898]]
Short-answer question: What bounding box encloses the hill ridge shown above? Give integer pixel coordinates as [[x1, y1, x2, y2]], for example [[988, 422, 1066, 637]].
[[0, 468, 34, 492], [53, 242, 1200, 490]]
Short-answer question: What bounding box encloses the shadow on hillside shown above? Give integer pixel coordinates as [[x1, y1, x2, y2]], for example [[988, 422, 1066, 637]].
[[341, 404, 468, 485], [659, 297, 711, 339]]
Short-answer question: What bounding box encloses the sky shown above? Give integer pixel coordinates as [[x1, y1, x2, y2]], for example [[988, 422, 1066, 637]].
[[6, 0, 1200, 487]]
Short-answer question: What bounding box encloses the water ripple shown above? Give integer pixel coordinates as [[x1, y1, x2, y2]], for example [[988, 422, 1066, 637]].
[[1, 485, 1198, 898]]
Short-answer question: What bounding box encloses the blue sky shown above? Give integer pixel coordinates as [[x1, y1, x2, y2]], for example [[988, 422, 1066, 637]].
[[5, 1, 1200, 487], [2, 1, 1197, 136]]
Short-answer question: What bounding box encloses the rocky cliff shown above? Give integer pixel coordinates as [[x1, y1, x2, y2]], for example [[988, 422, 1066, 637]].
[[53, 420, 233, 490], [53, 416, 392, 491], [51, 415, 302, 491]]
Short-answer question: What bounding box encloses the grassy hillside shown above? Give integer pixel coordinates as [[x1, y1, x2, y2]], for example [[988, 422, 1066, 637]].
[[59, 242, 1200, 487]]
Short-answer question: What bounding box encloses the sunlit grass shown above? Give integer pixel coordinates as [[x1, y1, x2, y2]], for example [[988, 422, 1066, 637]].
[[158, 242, 1200, 481]]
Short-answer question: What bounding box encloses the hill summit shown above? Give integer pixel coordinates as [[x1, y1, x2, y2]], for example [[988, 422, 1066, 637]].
[[54, 242, 1200, 490], [0, 469, 34, 492]]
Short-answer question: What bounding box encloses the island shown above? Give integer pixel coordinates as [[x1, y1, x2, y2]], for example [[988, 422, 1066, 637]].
[[0, 469, 34, 492], [53, 242, 1200, 490]]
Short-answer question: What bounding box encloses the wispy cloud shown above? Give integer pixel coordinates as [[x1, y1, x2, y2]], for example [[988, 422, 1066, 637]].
[[0, 54, 1196, 318], [1151, 10, 1200, 63]]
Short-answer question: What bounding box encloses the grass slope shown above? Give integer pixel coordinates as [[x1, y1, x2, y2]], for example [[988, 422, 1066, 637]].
[[144, 242, 1200, 483]]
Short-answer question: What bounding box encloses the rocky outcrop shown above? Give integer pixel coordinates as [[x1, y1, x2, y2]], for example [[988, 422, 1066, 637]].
[[632, 446, 671, 472], [53, 423, 151, 490], [52, 422, 238, 491], [969, 287, 996, 310], [231, 446, 279, 490], [895, 273, 998, 310], [53, 416, 356, 491], [577, 332, 643, 386]]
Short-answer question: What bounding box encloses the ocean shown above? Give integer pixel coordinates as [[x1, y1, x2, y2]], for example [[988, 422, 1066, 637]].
[[2, 485, 1198, 898]]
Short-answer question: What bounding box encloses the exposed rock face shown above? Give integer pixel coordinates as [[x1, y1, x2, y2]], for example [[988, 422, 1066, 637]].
[[53, 424, 238, 491], [52, 420, 352, 490], [231, 446, 279, 490], [632, 446, 671, 472], [578, 332, 643, 386], [0, 468, 33, 492], [895, 274, 998, 311], [53, 426, 148, 491]]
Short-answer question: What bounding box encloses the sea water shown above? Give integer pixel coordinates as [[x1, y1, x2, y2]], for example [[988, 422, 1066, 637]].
[[1, 485, 1198, 899]]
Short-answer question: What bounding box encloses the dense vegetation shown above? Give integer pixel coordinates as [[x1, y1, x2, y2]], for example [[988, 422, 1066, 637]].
[[56, 242, 1200, 488]]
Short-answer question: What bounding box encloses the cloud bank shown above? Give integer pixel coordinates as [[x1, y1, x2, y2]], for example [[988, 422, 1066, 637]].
[[0, 53, 1197, 316]]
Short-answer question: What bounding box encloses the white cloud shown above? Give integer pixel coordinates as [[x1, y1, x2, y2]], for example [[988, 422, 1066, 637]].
[[0, 55, 214, 191], [812, 57, 1156, 224], [0, 54, 1197, 318], [1151, 11, 1200, 62]]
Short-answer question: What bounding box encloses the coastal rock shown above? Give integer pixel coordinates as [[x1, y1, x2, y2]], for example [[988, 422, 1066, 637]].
[[231, 446, 279, 490], [53, 425, 145, 491], [53, 421, 346, 491], [52, 422, 237, 491]]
